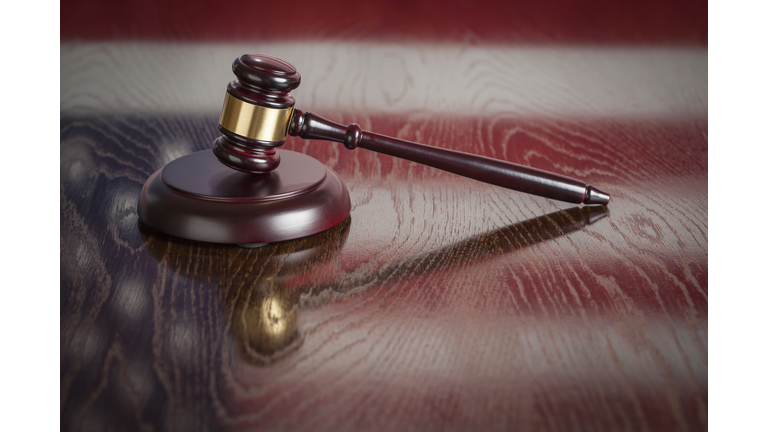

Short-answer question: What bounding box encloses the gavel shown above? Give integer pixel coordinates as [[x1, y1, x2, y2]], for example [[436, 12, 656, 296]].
[[212, 53, 610, 205]]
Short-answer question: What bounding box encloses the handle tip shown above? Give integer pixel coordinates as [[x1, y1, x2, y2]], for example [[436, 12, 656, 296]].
[[584, 186, 611, 205]]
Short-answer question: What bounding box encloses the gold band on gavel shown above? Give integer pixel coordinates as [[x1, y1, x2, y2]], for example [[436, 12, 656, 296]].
[[218, 93, 294, 142]]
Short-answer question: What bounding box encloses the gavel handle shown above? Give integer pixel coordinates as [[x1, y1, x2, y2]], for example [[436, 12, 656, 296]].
[[289, 110, 609, 205]]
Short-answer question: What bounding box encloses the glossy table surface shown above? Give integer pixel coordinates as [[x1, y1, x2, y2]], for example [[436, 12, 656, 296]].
[[60, 2, 707, 431]]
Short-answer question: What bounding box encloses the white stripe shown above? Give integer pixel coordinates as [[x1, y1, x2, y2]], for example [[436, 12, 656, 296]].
[[61, 42, 706, 119]]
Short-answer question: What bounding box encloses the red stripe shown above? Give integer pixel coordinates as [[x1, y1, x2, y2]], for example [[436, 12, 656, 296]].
[[61, 0, 707, 44]]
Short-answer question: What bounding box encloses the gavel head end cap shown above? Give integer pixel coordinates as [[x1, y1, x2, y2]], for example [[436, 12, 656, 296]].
[[233, 54, 301, 92]]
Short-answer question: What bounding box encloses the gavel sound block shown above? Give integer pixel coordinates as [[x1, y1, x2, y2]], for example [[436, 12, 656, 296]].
[[138, 54, 610, 244]]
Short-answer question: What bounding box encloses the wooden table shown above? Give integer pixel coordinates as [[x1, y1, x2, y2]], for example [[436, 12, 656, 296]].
[[61, 2, 707, 430]]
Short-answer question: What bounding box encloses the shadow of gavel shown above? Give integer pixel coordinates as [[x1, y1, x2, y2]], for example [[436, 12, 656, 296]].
[[140, 206, 608, 365], [213, 53, 610, 205]]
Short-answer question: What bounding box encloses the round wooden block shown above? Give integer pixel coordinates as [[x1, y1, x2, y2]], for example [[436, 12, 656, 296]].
[[137, 150, 351, 244]]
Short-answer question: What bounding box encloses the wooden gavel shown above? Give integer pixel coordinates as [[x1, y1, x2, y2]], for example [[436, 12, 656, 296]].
[[213, 53, 610, 205]]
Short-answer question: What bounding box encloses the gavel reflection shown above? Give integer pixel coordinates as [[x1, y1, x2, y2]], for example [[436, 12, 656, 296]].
[[141, 217, 351, 364], [140, 206, 608, 365]]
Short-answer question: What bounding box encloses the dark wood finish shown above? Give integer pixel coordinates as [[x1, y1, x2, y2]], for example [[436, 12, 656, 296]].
[[230, 54, 301, 99], [290, 110, 609, 205], [137, 150, 351, 244], [214, 54, 301, 173], [216, 53, 611, 204]]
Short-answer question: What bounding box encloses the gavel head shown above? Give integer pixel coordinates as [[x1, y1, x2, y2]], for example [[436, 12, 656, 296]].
[[213, 54, 301, 173]]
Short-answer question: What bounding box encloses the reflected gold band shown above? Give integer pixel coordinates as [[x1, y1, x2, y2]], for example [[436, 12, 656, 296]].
[[218, 93, 294, 142]]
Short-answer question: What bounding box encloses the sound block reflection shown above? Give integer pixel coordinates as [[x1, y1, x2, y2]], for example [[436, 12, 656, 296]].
[[139, 216, 352, 363], [137, 149, 351, 244]]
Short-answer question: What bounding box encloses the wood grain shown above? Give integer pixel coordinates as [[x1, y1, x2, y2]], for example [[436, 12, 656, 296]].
[[61, 107, 707, 431], [61, 7, 707, 425], [60, 43, 707, 120]]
